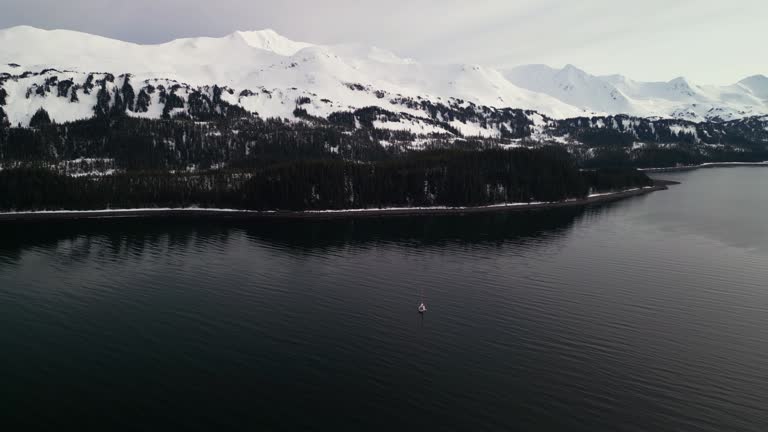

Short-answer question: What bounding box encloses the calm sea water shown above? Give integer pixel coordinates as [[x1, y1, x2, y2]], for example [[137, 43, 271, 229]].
[[2, 167, 768, 431]]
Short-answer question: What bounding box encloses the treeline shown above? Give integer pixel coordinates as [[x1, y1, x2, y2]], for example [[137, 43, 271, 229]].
[[0, 116, 402, 170], [554, 115, 768, 168], [580, 143, 768, 169], [0, 148, 651, 212], [3, 106, 768, 171], [0, 107, 526, 171], [580, 167, 653, 193]]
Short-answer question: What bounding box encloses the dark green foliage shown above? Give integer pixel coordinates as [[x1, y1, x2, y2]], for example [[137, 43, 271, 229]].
[[57, 79, 74, 98], [328, 111, 356, 128], [187, 91, 213, 119], [0, 167, 71, 210], [631, 146, 704, 168], [197, 87, 245, 120], [353, 106, 395, 128], [112, 91, 125, 116], [212, 85, 250, 119], [0, 116, 382, 168], [121, 76, 135, 112], [161, 91, 184, 119], [83, 74, 95, 95], [237, 149, 585, 210], [29, 108, 52, 128], [0, 147, 631, 212], [43, 76, 58, 94], [0, 88, 7, 105], [577, 128, 635, 148], [135, 89, 151, 113], [293, 107, 325, 122], [581, 168, 653, 193], [581, 147, 633, 168], [94, 84, 112, 118]]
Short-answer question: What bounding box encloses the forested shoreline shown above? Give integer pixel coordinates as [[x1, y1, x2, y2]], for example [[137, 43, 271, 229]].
[[0, 148, 652, 212], [0, 112, 677, 213]]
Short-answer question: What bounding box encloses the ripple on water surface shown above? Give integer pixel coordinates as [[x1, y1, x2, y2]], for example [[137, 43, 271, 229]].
[[1, 167, 768, 431]]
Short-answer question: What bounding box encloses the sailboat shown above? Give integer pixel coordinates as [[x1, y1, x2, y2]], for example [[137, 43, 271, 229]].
[[418, 284, 427, 313]]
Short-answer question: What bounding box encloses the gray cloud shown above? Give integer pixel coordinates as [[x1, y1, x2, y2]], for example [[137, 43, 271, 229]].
[[1, 0, 765, 84]]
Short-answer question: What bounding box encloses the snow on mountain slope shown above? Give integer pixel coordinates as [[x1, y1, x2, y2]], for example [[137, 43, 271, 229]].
[[233, 29, 313, 55], [503, 64, 632, 114], [330, 44, 416, 65], [739, 75, 768, 101], [0, 26, 585, 126], [0, 26, 766, 129], [0, 26, 287, 85], [505, 64, 768, 122], [1, 70, 102, 126], [606, 75, 766, 121]]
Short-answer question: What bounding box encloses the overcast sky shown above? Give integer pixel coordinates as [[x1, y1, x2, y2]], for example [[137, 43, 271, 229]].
[[2, 0, 765, 84]]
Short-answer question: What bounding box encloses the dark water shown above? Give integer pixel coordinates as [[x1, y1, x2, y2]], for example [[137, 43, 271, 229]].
[[2, 167, 768, 431]]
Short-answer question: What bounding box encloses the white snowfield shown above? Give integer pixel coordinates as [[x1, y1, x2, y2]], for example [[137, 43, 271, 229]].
[[1, 26, 766, 128], [504, 65, 768, 122]]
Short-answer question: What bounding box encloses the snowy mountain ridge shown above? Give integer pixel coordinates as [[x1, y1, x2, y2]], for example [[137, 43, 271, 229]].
[[1, 26, 766, 129]]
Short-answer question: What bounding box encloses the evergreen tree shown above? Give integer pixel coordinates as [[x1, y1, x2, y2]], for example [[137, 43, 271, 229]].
[[121, 75, 136, 112], [94, 84, 112, 118], [29, 108, 52, 128], [0, 106, 8, 128], [135, 90, 151, 113]]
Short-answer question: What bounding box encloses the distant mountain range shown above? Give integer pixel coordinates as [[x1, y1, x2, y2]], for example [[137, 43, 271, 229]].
[[1, 25, 766, 129], [2, 25, 767, 172]]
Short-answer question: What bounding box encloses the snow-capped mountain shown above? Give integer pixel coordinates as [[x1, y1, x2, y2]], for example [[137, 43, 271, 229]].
[[0, 25, 585, 128], [505, 64, 768, 122], [738, 75, 768, 101], [0, 26, 766, 129], [503, 64, 635, 115]]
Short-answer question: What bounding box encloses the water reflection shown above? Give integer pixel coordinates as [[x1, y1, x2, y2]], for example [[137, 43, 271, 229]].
[[243, 208, 587, 252], [0, 208, 590, 267]]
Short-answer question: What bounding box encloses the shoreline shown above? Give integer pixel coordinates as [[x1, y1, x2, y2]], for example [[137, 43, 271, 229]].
[[640, 161, 768, 173], [0, 181, 676, 222]]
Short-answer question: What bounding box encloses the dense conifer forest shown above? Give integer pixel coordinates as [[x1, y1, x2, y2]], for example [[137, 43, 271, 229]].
[[0, 147, 652, 212], [0, 108, 663, 212]]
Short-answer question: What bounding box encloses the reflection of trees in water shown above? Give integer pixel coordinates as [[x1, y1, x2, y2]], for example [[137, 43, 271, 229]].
[[0, 219, 234, 267], [0, 207, 598, 266], [245, 208, 589, 253]]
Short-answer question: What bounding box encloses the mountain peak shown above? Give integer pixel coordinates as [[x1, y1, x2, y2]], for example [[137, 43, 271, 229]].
[[739, 74, 768, 84], [230, 29, 312, 56], [669, 76, 691, 85], [738, 74, 768, 99], [1, 25, 39, 32], [556, 64, 591, 83]]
